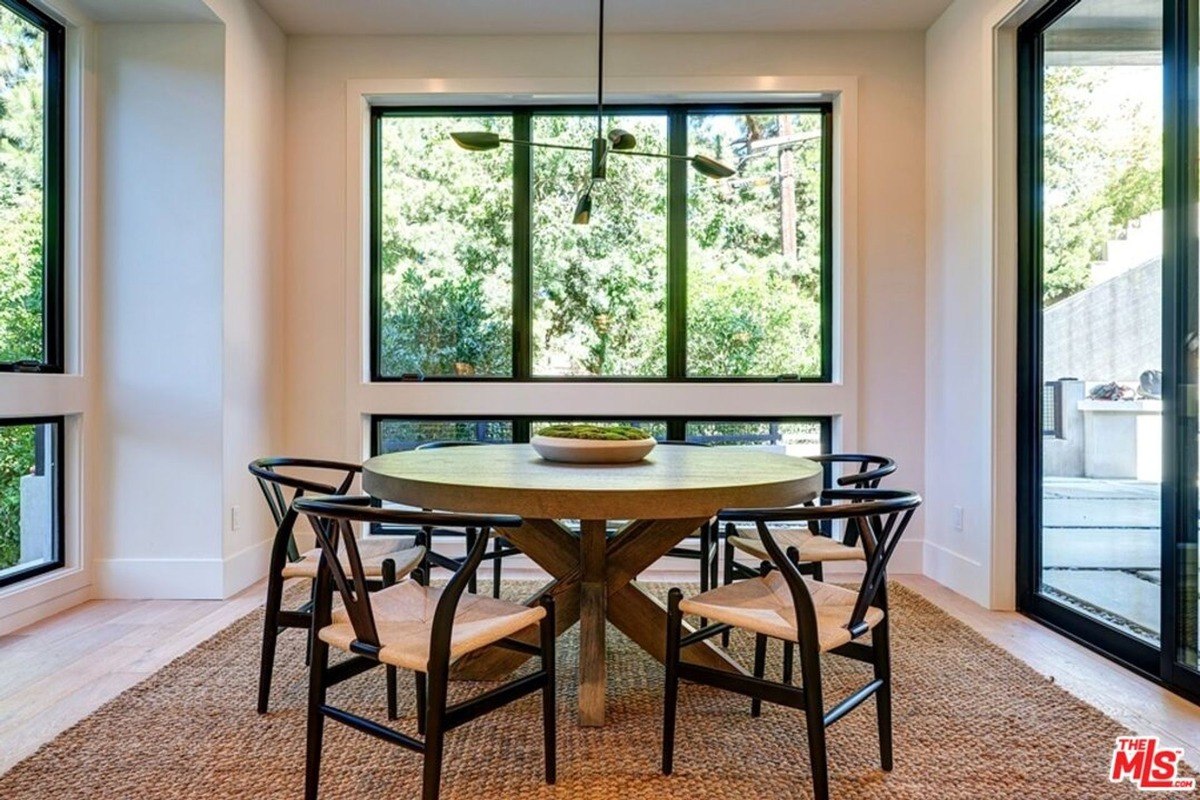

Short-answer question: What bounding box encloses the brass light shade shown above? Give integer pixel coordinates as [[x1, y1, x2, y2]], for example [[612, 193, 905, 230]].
[[690, 154, 737, 179], [572, 190, 593, 225], [450, 131, 502, 151], [607, 128, 637, 150]]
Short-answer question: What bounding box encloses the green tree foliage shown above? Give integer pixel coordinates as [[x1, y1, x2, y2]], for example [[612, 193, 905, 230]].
[[1042, 65, 1162, 305], [532, 114, 667, 376], [377, 109, 828, 378], [0, 7, 46, 570], [688, 113, 823, 377]]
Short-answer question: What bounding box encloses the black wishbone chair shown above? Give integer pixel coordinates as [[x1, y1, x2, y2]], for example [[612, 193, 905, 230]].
[[721, 453, 897, 586], [663, 488, 921, 800], [293, 495, 556, 800], [413, 441, 522, 596], [249, 458, 425, 715]]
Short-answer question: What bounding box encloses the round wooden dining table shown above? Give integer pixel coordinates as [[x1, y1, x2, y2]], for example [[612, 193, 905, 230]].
[[362, 443, 823, 726]]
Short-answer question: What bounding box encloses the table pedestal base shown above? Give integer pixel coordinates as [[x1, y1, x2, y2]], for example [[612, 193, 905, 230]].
[[451, 517, 746, 726]]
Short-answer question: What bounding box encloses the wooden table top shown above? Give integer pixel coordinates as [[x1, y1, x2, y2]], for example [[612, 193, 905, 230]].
[[362, 444, 823, 520]]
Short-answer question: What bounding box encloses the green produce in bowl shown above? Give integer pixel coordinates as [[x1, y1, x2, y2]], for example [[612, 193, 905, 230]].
[[536, 424, 653, 441]]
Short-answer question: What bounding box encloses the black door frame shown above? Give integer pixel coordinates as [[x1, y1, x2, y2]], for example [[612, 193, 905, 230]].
[[1017, 0, 1200, 701]]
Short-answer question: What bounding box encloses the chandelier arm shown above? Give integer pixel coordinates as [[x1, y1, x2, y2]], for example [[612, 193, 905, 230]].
[[609, 149, 691, 162], [499, 138, 595, 154]]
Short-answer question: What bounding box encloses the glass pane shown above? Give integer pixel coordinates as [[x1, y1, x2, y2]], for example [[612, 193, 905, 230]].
[[1038, 0, 1162, 646], [685, 420, 822, 456], [377, 115, 513, 377], [530, 419, 668, 441], [531, 113, 668, 377], [686, 111, 824, 377], [0, 4, 47, 365], [0, 421, 59, 582], [375, 419, 513, 453]]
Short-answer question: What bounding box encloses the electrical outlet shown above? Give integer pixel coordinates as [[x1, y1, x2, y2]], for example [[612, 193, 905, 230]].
[[231, 505, 241, 532], [952, 505, 964, 532]]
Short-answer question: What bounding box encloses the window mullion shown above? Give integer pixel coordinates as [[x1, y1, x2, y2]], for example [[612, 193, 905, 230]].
[[667, 109, 688, 380], [512, 111, 533, 379]]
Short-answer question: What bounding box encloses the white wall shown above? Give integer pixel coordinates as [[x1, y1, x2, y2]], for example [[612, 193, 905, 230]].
[[203, 0, 287, 596], [925, 0, 1031, 608], [92, 22, 227, 597], [89, 0, 285, 600], [283, 32, 928, 568]]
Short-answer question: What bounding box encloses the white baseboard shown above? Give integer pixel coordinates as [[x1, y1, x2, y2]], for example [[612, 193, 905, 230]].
[[222, 538, 273, 598], [95, 556, 225, 599], [922, 540, 988, 607]]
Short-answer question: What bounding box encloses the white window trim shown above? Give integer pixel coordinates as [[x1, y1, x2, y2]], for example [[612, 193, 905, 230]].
[[342, 75, 860, 462]]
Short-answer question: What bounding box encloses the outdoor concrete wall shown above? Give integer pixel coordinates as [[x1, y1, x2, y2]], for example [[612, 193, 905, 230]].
[[282, 32, 929, 572], [17, 475, 51, 565], [1043, 379, 1085, 477], [1043, 258, 1161, 383]]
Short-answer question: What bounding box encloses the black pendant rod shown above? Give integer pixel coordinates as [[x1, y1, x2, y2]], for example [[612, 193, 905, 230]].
[[596, 0, 604, 139]]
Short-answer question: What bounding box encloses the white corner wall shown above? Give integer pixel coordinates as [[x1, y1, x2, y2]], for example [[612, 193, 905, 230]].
[[93, 22, 227, 598], [924, 0, 1030, 609], [282, 32, 928, 570], [91, 0, 286, 600], [205, 0, 288, 597]]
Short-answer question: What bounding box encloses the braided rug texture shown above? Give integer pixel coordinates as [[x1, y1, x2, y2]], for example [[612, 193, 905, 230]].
[[0, 581, 1183, 799]]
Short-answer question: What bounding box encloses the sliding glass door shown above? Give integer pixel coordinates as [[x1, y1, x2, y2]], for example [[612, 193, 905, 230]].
[[1019, 0, 1200, 697]]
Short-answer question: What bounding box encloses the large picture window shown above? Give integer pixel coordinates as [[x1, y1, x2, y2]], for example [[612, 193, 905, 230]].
[[371, 103, 832, 382], [0, 0, 64, 373]]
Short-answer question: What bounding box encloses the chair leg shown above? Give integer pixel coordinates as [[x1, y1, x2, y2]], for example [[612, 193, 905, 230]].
[[540, 596, 557, 785], [721, 532, 735, 647], [751, 633, 767, 718], [415, 671, 427, 736], [257, 570, 286, 714], [421, 661, 450, 800], [382, 559, 399, 720], [812, 561, 825, 582], [303, 637, 329, 800], [662, 588, 683, 775], [697, 523, 710, 628], [304, 579, 318, 667], [874, 612, 894, 771], [465, 528, 478, 594], [707, 520, 719, 591], [493, 537, 504, 598], [800, 644, 830, 800], [782, 641, 794, 685]]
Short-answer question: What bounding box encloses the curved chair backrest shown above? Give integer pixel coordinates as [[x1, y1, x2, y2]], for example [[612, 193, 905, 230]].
[[249, 457, 362, 562], [808, 453, 896, 489], [414, 440, 489, 450], [292, 494, 522, 669], [737, 489, 921, 645]]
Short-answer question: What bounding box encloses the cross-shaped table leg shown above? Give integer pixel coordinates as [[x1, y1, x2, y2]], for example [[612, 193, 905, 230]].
[[451, 515, 746, 726]]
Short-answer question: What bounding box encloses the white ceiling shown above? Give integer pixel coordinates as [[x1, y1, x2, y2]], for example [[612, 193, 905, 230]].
[[252, 0, 957, 36], [68, 0, 217, 23]]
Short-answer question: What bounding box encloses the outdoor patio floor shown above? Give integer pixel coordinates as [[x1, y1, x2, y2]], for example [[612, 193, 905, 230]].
[[1041, 477, 1161, 642]]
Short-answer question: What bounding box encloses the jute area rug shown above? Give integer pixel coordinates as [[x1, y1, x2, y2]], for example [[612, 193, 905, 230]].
[[0, 582, 1183, 799]]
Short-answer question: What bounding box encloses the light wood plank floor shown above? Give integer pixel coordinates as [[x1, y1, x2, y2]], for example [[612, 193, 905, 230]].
[[0, 573, 1197, 778]]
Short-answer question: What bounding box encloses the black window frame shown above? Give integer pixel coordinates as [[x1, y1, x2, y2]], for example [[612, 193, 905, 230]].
[[0, 415, 65, 589], [371, 414, 832, 454], [0, 0, 66, 374], [369, 102, 834, 384]]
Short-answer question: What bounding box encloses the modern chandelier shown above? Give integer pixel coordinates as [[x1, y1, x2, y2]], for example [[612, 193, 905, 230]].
[[450, 0, 737, 225]]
